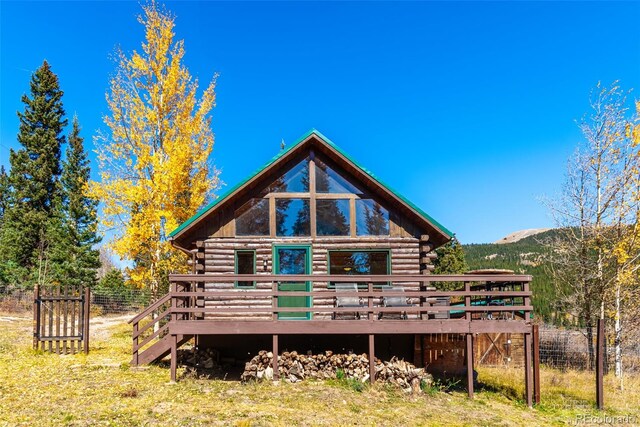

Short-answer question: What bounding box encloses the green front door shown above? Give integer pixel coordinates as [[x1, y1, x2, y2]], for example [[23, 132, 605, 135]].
[[274, 245, 311, 320]]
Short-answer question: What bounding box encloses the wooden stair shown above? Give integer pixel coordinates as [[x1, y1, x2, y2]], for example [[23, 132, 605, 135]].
[[129, 290, 194, 366], [132, 332, 192, 365]]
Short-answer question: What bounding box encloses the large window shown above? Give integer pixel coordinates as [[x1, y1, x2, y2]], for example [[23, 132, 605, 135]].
[[356, 199, 389, 236], [234, 153, 391, 237], [268, 158, 310, 193], [276, 199, 310, 236], [317, 199, 350, 236], [328, 250, 390, 287], [236, 198, 269, 236], [235, 250, 256, 288], [315, 158, 362, 194]]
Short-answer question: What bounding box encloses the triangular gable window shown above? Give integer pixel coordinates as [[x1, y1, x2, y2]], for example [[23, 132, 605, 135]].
[[235, 152, 389, 237], [268, 157, 310, 193], [315, 158, 363, 195]]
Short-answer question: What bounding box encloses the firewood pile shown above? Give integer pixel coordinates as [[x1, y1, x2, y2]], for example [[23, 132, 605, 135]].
[[241, 350, 432, 392], [178, 347, 222, 370]]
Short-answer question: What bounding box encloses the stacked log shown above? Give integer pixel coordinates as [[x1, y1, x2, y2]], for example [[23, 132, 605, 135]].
[[178, 347, 222, 370], [241, 350, 432, 393]]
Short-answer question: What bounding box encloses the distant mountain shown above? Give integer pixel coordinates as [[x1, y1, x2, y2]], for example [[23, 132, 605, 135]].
[[494, 228, 552, 244], [463, 229, 564, 324]]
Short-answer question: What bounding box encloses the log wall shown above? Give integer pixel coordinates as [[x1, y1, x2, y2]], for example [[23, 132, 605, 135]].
[[200, 236, 431, 320]]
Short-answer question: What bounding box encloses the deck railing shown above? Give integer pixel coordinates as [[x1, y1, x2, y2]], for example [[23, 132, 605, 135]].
[[130, 274, 533, 365], [165, 273, 533, 322], [130, 273, 536, 404]]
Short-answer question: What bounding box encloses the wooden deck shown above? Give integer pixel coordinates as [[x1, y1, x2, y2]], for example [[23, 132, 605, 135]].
[[130, 273, 539, 406]]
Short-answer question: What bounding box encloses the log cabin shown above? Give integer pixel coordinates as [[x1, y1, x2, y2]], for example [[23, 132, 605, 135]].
[[129, 129, 539, 405]]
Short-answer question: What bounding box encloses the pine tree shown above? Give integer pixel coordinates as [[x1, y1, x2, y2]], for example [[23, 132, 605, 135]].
[[50, 117, 101, 287], [0, 165, 8, 222], [433, 237, 468, 290], [0, 61, 67, 287], [0, 165, 9, 287], [98, 268, 126, 290]]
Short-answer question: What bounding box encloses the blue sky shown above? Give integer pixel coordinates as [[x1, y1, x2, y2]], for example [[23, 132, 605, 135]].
[[1, 1, 639, 244]]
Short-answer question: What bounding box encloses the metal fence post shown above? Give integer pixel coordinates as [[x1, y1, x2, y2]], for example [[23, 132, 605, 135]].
[[596, 319, 604, 410], [33, 285, 40, 350]]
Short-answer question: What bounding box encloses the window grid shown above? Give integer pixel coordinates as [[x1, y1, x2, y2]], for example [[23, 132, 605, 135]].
[[233, 152, 390, 237]]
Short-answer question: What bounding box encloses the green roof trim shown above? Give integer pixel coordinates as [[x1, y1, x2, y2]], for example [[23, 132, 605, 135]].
[[309, 129, 453, 239], [169, 129, 317, 238], [169, 129, 453, 240]]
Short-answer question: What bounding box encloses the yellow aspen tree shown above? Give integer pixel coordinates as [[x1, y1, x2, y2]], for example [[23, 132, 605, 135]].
[[546, 83, 634, 371], [92, 2, 218, 298], [610, 97, 640, 386]]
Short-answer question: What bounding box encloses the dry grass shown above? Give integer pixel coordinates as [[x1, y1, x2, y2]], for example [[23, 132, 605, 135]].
[[1, 314, 638, 426]]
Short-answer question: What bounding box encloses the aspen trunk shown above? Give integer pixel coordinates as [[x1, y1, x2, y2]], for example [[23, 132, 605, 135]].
[[614, 282, 623, 383]]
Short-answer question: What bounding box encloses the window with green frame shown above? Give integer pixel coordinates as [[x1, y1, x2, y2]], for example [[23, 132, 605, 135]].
[[235, 250, 256, 288], [327, 250, 390, 288]]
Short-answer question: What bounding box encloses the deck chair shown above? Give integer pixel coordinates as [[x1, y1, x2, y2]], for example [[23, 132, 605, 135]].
[[431, 296, 451, 320], [379, 285, 414, 320], [332, 283, 366, 320], [487, 300, 513, 320]]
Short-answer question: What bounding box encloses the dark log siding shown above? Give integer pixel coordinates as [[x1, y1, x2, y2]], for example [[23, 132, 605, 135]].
[[186, 147, 439, 320], [199, 237, 430, 320]]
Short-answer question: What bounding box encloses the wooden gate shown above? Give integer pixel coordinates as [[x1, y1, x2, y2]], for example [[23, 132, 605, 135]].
[[33, 285, 90, 354]]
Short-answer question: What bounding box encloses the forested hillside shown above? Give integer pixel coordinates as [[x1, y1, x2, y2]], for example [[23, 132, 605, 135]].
[[463, 229, 562, 324]]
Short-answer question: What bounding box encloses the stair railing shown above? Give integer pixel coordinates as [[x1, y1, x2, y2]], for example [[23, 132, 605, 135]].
[[129, 281, 195, 365]]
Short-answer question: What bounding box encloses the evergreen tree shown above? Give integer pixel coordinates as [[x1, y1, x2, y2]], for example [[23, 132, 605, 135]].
[[0, 165, 7, 222], [0, 61, 67, 287], [98, 268, 126, 290], [0, 166, 9, 287], [50, 117, 101, 287], [433, 237, 468, 290]]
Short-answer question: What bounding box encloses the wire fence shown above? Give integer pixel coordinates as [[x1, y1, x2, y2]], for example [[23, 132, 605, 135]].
[[0, 287, 152, 316], [2, 287, 640, 413], [537, 324, 640, 374], [2, 287, 639, 374]]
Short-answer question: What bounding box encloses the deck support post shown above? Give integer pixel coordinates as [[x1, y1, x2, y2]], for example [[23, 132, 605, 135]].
[[524, 332, 533, 407], [464, 281, 474, 399], [170, 334, 177, 382], [369, 334, 375, 384], [272, 334, 279, 380], [466, 333, 474, 399], [532, 324, 540, 405]]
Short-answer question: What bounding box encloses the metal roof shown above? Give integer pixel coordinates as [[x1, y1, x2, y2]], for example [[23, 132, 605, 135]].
[[169, 129, 453, 241]]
